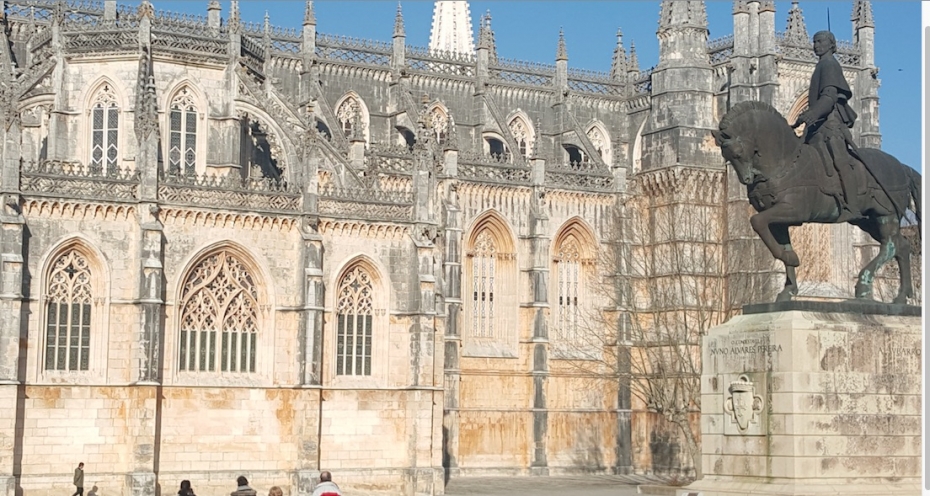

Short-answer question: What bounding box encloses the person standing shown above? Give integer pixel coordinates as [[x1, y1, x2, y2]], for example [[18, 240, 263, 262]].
[[310, 472, 341, 496], [230, 476, 257, 496], [72, 463, 85, 496]]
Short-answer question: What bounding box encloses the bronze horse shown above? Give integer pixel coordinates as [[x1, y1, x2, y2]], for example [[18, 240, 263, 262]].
[[712, 101, 922, 303]]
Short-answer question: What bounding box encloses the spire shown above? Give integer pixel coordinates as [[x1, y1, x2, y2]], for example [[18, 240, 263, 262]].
[[230, 0, 240, 29], [429, 1, 475, 55], [610, 28, 628, 79], [477, 11, 497, 60], [556, 29, 567, 61], [394, 2, 405, 38], [304, 0, 315, 26], [628, 41, 640, 73], [785, 1, 809, 44], [851, 1, 874, 29], [658, 0, 707, 31]]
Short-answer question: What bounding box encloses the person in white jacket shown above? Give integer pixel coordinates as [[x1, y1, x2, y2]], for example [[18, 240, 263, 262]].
[[310, 472, 342, 496]]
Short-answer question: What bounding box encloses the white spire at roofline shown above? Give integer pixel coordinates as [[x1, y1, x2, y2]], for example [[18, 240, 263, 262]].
[[429, 1, 475, 55]]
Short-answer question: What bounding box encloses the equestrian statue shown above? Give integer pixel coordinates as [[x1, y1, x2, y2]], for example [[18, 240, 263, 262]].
[[712, 31, 922, 304]]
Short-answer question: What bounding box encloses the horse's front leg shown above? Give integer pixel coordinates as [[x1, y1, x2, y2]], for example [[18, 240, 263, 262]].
[[855, 216, 900, 301], [749, 204, 802, 268], [770, 224, 799, 302], [892, 231, 913, 305]]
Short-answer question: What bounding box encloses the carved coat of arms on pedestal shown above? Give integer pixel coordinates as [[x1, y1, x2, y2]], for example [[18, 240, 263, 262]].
[[724, 374, 764, 435]]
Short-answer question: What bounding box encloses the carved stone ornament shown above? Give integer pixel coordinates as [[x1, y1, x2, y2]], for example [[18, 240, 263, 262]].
[[724, 374, 763, 432]]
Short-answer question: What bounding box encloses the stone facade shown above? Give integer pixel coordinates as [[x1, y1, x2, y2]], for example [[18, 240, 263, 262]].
[[0, 1, 901, 495]]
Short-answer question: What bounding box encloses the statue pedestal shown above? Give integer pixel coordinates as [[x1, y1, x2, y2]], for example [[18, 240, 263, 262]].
[[682, 302, 921, 496]]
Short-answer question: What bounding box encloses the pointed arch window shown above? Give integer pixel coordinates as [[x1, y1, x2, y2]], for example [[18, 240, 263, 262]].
[[429, 107, 449, 144], [178, 251, 259, 373], [335, 266, 374, 376], [509, 118, 532, 157], [586, 125, 611, 165], [336, 98, 360, 138], [471, 230, 497, 339], [554, 235, 583, 342], [168, 87, 199, 175], [90, 84, 119, 174], [45, 250, 93, 371]]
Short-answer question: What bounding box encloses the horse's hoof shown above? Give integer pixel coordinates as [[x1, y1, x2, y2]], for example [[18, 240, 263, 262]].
[[775, 289, 795, 302], [854, 284, 873, 300], [781, 251, 800, 267], [892, 295, 908, 305]]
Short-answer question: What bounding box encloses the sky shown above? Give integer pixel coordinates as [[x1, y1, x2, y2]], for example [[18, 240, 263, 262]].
[[136, 1, 921, 170]]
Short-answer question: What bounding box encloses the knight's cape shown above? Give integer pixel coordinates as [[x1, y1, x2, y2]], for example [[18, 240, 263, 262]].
[[809, 54, 857, 127]]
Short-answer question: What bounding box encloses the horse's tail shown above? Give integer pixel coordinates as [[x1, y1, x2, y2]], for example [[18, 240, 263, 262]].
[[905, 165, 922, 237]]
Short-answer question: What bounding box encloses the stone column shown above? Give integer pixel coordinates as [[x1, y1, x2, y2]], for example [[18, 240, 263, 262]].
[[528, 158, 550, 474], [127, 8, 162, 495], [0, 115, 26, 496], [612, 199, 634, 474], [441, 182, 462, 477], [295, 134, 323, 496]]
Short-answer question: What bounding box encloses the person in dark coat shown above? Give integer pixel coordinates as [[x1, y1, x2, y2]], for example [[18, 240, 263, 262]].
[[178, 480, 195, 496]]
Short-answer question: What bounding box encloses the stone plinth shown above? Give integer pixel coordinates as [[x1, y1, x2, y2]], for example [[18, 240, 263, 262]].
[[682, 304, 921, 496]]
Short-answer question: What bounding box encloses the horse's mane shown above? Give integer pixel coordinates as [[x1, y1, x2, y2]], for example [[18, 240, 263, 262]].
[[718, 100, 785, 133]]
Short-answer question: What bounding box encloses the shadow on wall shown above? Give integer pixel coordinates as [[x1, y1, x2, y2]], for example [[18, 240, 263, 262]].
[[648, 431, 682, 476], [570, 425, 605, 472]]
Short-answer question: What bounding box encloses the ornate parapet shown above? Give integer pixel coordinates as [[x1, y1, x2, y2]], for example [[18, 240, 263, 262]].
[[315, 33, 392, 67], [20, 160, 141, 202], [157, 171, 301, 213], [318, 184, 414, 222], [490, 57, 555, 87], [456, 150, 531, 185], [407, 45, 475, 78], [366, 143, 415, 175], [708, 34, 734, 65], [567, 67, 622, 96], [544, 161, 615, 193]]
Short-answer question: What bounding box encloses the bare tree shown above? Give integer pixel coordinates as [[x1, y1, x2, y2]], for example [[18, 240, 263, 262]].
[[560, 193, 763, 480]]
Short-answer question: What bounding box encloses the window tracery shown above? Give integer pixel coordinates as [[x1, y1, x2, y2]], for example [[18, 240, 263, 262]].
[[554, 235, 582, 342], [168, 87, 199, 175], [45, 249, 93, 371], [336, 98, 361, 138], [178, 251, 259, 373], [335, 266, 374, 376], [586, 125, 611, 164], [90, 84, 119, 174], [509, 118, 532, 157], [429, 107, 449, 144], [471, 230, 497, 339]]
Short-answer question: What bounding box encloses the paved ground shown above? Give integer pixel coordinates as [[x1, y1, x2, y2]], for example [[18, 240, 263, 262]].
[[443, 475, 658, 495]]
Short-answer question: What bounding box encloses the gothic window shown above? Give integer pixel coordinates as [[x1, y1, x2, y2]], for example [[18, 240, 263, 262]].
[[178, 251, 259, 373], [554, 236, 582, 342], [429, 107, 449, 144], [586, 125, 611, 165], [335, 266, 374, 376], [471, 230, 496, 339], [508, 117, 532, 157], [45, 250, 93, 371], [336, 98, 360, 137], [90, 84, 119, 173], [168, 87, 199, 175]]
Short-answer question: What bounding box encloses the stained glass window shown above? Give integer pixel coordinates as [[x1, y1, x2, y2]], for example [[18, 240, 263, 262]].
[[90, 84, 119, 173], [335, 266, 374, 376], [45, 250, 93, 371], [168, 87, 198, 175], [178, 251, 259, 373]]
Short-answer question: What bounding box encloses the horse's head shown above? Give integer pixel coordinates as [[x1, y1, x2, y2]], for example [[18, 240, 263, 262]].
[[713, 101, 801, 185], [711, 128, 756, 185]]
